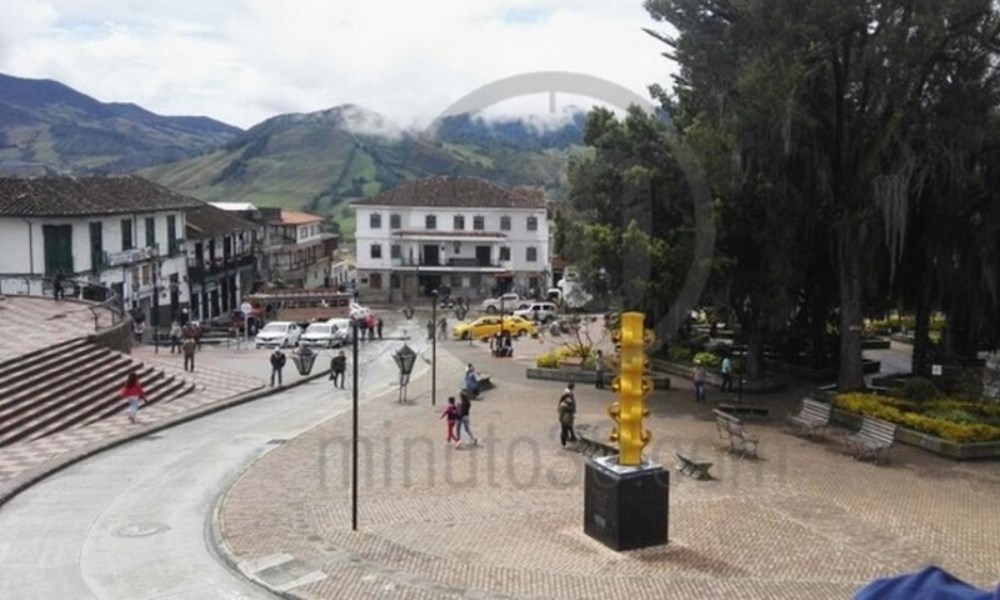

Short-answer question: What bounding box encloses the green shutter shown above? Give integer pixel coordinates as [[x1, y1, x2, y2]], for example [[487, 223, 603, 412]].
[[43, 225, 74, 276], [145, 217, 156, 249], [90, 222, 103, 273]]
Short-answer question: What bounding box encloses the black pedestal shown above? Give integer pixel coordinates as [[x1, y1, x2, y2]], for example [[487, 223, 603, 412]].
[[584, 456, 668, 551]]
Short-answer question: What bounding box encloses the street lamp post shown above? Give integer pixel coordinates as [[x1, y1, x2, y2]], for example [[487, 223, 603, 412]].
[[351, 318, 359, 531], [392, 344, 418, 403], [431, 290, 437, 407]]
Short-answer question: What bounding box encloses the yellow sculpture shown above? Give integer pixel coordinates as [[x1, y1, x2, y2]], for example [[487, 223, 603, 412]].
[[609, 311, 653, 466]]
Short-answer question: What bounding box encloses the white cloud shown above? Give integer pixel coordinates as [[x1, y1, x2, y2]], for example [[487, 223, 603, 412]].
[[0, 0, 676, 129]]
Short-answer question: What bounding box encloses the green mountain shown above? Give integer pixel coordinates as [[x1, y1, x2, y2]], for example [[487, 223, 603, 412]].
[[140, 105, 584, 236], [0, 73, 241, 175]]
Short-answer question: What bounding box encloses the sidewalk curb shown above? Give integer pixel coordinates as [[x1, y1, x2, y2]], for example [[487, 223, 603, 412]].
[[206, 354, 443, 600], [0, 367, 333, 510]]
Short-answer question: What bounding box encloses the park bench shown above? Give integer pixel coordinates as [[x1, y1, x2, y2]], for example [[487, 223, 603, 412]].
[[712, 409, 760, 458], [478, 373, 493, 391], [845, 416, 897, 465], [560, 356, 584, 368], [574, 423, 618, 457], [675, 452, 713, 480], [785, 398, 832, 438]]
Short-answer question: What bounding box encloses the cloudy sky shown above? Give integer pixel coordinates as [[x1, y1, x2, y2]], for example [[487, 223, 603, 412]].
[[0, 1, 676, 130]]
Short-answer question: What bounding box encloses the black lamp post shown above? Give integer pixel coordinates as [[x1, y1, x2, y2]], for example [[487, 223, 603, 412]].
[[351, 318, 359, 531], [393, 343, 418, 403], [431, 289, 437, 406]]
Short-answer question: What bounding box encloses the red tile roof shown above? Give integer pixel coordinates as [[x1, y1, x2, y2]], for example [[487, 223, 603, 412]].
[[280, 210, 323, 225], [353, 176, 545, 209]]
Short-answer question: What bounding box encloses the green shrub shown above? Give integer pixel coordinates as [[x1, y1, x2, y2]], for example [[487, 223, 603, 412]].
[[536, 352, 560, 368], [834, 393, 1000, 443], [899, 377, 941, 403], [693, 351, 721, 369], [667, 346, 692, 363]]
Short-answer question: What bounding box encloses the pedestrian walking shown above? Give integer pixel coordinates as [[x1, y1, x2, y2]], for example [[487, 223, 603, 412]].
[[558, 383, 577, 447], [438, 317, 447, 340], [721, 355, 733, 393], [441, 395, 461, 447], [120, 372, 147, 424], [376, 317, 384, 339], [270, 349, 286, 387], [330, 350, 347, 388], [594, 349, 605, 389], [52, 269, 65, 301], [456, 390, 478, 446], [692, 360, 706, 403], [366, 313, 376, 340], [169, 320, 182, 354], [182, 335, 196, 372], [427, 319, 435, 342]]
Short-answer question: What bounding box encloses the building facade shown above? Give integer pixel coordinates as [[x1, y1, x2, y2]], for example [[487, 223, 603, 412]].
[[258, 208, 341, 289], [184, 203, 258, 323], [353, 177, 549, 301], [0, 176, 202, 326]]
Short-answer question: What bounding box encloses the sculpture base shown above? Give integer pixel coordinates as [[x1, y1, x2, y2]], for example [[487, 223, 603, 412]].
[[583, 456, 668, 551]]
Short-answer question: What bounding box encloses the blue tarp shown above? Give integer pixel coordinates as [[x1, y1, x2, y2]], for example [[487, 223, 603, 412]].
[[855, 567, 999, 599]]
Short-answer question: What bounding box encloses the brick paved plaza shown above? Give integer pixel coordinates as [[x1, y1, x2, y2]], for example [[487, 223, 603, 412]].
[[219, 339, 1000, 599]]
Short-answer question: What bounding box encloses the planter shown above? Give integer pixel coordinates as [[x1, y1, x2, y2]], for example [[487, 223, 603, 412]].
[[830, 408, 1000, 460], [861, 337, 892, 350], [651, 359, 787, 393], [767, 358, 881, 381], [526, 367, 671, 390]]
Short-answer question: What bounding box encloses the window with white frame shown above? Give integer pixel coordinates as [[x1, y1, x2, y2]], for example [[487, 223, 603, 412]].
[[454, 215, 465, 230], [527, 216, 538, 231], [425, 214, 437, 230], [370, 213, 382, 229], [500, 216, 511, 231], [390, 214, 401, 229], [526, 246, 538, 262], [370, 244, 382, 259], [390, 244, 401, 259], [499, 246, 511, 261], [473, 215, 485, 230]]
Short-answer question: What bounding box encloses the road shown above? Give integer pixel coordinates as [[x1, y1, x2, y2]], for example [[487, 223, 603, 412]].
[[0, 327, 424, 600]]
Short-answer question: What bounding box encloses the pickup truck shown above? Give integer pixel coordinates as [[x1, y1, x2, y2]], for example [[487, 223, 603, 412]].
[[479, 293, 531, 314]]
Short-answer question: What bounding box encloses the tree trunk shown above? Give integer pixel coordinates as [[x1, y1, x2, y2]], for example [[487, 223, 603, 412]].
[[911, 280, 931, 377], [838, 225, 865, 391], [746, 320, 766, 380]]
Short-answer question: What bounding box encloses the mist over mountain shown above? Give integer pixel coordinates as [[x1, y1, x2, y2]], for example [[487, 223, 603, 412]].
[[0, 73, 241, 175]]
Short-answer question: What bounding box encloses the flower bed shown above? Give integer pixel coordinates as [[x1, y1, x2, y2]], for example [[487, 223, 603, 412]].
[[834, 393, 1000, 444]]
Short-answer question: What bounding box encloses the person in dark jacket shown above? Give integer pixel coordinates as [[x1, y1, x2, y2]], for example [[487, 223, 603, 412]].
[[330, 350, 347, 388], [558, 383, 577, 447], [456, 390, 478, 446], [270, 349, 286, 387]]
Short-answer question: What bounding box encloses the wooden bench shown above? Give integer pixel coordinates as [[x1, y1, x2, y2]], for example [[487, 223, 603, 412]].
[[712, 409, 760, 458], [845, 416, 896, 464], [785, 398, 832, 438], [675, 452, 713, 480]]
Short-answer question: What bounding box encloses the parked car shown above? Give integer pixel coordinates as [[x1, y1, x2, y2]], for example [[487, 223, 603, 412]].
[[452, 315, 537, 340], [255, 321, 302, 349], [300, 318, 353, 348], [513, 302, 559, 323], [479, 293, 530, 314]]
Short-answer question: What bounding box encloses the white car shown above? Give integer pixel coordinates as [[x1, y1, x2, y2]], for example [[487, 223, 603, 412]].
[[479, 293, 529, 314], [300, 321, 345, 348], [255, 321, 302, 349], [513, 302, 559, 323]]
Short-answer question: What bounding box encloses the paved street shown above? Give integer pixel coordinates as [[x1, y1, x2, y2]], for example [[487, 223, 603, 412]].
[[220, 334, 1000, 599], [0, 320, 426, 600]]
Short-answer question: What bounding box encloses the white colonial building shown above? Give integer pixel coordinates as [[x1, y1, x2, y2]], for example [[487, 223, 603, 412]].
[[353, 177, 549, 301], [0, 176, 202, 325]]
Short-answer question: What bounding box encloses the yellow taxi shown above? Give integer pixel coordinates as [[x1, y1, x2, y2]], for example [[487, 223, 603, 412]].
[[452, 315, 537, 340]]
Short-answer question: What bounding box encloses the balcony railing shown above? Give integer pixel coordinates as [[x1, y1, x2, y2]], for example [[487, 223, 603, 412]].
[[187, 255, 256, 279], [391, 258, 505, 269]]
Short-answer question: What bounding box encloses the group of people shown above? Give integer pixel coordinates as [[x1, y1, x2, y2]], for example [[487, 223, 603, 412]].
[[691, 354, 733, 404], [489, 330, 513, 357], [169, 319, 201, 372], [357, 313, 384, 340]]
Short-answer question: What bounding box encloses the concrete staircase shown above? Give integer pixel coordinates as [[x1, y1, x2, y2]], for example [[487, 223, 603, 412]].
[[0, 339, 195, 447]]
